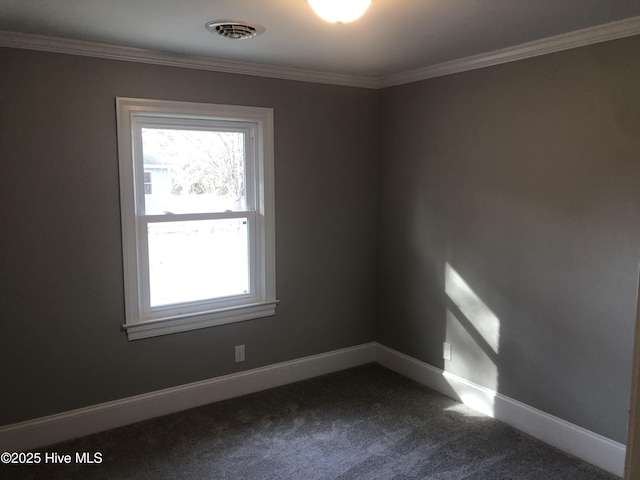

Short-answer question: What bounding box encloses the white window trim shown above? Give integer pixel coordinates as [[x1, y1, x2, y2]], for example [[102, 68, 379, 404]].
[[116, 97, 277, 340]]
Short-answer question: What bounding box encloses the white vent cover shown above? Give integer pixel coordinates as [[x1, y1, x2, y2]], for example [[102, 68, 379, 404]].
[[206, 20, 265, 40]]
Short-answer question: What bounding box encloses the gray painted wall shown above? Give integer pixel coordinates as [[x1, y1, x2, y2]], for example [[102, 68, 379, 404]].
[[377, 36, 640, 443], [2, 35, 640, 446], [0, 48, 378, 425]]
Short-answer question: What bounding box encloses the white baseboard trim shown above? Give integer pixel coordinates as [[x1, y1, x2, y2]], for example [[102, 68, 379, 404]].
[[1, 341, 625, 476], [0, 342, 376, 452], [374, 343, 626, 477]]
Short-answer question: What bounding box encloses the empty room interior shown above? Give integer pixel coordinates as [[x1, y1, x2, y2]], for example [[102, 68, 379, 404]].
[[2, 1, 640, 478]]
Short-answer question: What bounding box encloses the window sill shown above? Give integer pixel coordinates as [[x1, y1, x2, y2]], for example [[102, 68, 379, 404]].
[[123, 300, 279, 340]]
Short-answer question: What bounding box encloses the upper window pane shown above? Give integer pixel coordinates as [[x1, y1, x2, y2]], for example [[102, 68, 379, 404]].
[[141, 127, 246, 215]]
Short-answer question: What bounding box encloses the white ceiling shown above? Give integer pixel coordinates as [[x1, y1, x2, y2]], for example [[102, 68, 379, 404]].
[[1, 0, 639, 80]]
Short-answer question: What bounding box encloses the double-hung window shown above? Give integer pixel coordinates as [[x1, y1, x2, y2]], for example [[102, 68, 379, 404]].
[[116, 98, 276, 340]]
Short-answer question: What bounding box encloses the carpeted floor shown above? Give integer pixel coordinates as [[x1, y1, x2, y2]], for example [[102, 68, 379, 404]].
[[4, 364, 619, 479]]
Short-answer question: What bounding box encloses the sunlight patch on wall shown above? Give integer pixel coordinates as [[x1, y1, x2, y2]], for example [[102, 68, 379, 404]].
[[443, 371, 498, 418], [445, 264, 500, 354], [444, 263, 501, 416]]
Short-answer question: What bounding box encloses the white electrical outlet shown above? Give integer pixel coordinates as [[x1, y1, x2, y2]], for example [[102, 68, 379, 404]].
[[443, 342, 452, 361], [235, 344, 245, 363]]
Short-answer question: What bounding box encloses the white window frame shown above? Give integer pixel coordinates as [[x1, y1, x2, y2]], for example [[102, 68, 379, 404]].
[[116, 97, 276, 340]]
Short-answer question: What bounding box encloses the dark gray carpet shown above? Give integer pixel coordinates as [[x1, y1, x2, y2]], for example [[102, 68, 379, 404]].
[[5, 364, 619, 479]]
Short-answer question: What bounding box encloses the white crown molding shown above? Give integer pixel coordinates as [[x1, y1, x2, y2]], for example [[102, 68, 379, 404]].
[[0, 30, 379, 89], [379, 15, 640, 87], [374, 343, 626, 477], [1, 16, 640, 90]]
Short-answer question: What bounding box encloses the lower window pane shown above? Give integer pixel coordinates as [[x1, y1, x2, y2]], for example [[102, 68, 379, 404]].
[[147, 219, 249, 307]]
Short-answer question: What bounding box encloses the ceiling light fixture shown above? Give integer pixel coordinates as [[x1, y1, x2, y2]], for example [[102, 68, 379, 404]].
[[308, 0, 372, 24]]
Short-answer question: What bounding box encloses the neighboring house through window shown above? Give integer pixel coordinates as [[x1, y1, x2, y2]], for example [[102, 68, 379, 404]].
[[116, 98, 276, 340]]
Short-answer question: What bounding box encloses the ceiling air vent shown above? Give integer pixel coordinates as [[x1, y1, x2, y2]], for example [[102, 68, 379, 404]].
[[206, 20, 265, 40]]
